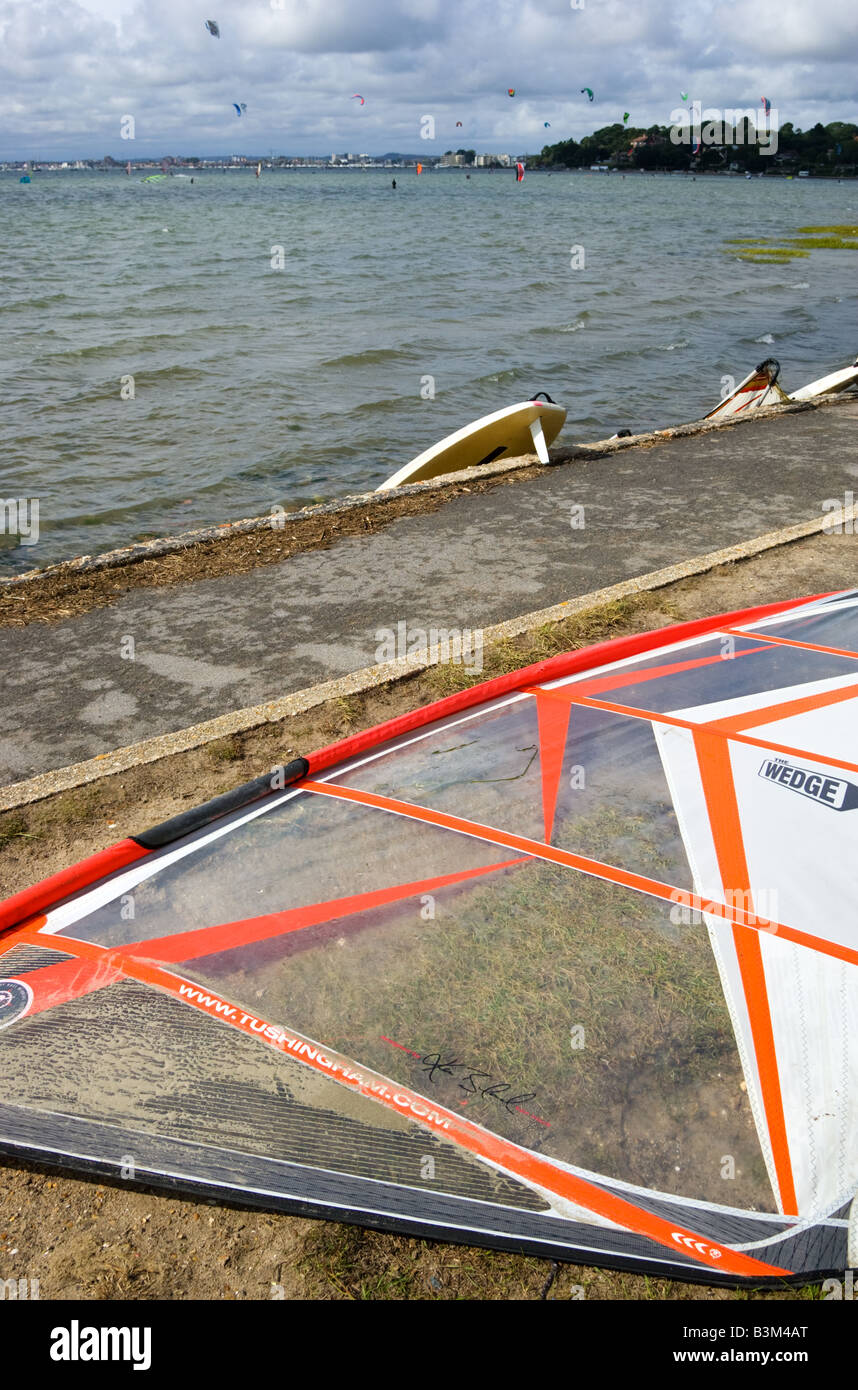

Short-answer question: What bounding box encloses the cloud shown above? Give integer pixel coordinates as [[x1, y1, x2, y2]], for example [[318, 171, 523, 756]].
[[0, 0, 855, 158]]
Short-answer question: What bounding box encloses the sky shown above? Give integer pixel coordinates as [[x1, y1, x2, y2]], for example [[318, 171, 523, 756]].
[[1, 0, 857, 159]]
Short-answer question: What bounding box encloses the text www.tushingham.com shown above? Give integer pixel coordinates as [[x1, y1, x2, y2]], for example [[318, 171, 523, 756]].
[[674, 1350, 809, 1364], [176, 984, 452, 1128]]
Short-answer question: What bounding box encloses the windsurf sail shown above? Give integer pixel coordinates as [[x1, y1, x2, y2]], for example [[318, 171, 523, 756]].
[[703, 358, 790, 420], [2, 591, 858, 1283]]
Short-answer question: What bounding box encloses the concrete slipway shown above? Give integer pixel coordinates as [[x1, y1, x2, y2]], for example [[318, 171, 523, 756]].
[[1, 397, 857, 796]]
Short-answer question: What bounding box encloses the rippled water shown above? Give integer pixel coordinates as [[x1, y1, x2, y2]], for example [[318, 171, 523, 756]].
[[1, 168, 856, 572]]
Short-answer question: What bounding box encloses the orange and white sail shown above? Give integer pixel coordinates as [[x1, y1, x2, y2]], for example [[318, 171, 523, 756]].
[[2, 590, 857, 1282]]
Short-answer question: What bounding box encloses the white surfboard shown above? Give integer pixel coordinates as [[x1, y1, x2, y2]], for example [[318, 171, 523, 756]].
[[376, 399, 567, 492], [703, 359, 790, 421], [789, 357, 858, 401]]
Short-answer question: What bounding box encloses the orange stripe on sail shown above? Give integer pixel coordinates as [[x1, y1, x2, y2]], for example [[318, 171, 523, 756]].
[[11, 924, 791, 1278], [692, 729, 798, 1217], [15, 860, 526, 1015], [530, 642, 770, 702], [711, 680, 858, 734], [304, 779, 684, 897], [532, 686, 858, 780], [534, 694, 571, 842], [721, 629, 858, 663], [301, 779, 858, 969]]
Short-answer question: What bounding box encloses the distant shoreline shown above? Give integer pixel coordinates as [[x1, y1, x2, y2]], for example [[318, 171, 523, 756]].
[[4, 164, 855, 179]]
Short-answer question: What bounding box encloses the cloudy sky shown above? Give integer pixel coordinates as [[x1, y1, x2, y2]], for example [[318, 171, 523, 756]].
[[2, 0, 857, 159]]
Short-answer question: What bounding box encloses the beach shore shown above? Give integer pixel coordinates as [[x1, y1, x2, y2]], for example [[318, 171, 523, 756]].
[[2, 395, 857, 794]]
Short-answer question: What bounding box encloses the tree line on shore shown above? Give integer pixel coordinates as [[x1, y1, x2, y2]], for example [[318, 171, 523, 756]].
[[535, 121, 858, 174]]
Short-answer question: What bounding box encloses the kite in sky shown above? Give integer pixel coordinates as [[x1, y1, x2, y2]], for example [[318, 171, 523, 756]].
[[761, 96, 771, 115], [544, 122, 550, 127], [456, 121, 463, 127], [233, 103, 246, 116], [352, 94, 365, 105], [581, 87, 594, 102], [507, 89, 515, 97], [623, 112, 630, 124], [205, 20, 219, 37], [680, 91, 689, 102]]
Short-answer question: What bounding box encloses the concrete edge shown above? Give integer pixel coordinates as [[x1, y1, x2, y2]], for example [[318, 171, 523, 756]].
[[2, 498, 855, 814], [3, 393, 850, 590]]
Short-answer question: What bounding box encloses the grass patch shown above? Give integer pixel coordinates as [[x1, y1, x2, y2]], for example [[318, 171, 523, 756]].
[[0, 813, 35, 847], [731, 247, 809, 262], [296, 1219, 817, 1301], [422, 595, 674, 701], [207, 736, 243, 763], [298, 1222, 562, 1300], [333, 697, 359, 727], [55, 788, 101, 825], [725, 225, 858, 261], [797, 224, 858, 236], [788, 236, 858, 251]]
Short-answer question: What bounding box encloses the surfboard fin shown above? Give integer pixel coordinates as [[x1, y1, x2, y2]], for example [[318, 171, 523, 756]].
[[529, 415, 550, 464]]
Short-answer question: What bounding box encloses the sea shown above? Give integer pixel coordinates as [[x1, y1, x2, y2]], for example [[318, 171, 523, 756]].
[[1, 167, 856, 573]]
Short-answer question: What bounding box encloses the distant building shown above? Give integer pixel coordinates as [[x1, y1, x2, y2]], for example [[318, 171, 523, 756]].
[[628, 132, 663, 155]]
